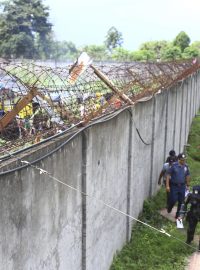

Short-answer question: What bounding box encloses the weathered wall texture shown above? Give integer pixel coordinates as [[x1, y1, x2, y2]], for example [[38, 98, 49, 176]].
[[0, 71, 200, 270]]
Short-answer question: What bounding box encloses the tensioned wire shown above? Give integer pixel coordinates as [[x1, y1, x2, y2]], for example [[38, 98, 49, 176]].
[[1, 147, 199, 252]]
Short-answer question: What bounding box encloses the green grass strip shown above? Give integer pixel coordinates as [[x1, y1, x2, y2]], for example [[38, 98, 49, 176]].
[[110, 112, 200, 270]]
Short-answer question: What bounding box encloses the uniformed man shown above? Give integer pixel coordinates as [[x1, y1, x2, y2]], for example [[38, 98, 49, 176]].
[[158, 157, 176, 186], [158, 157, 176, 207], [185, 186, 200, 246], [166, 153, 190, 219], [165, 149, 177, 163]]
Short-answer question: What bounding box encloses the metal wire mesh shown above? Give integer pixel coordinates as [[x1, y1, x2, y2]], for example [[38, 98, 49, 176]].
[[0, 58, 199, 156]]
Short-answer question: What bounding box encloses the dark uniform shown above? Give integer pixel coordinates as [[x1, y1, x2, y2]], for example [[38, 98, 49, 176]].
[[185, 186, 200, 245], [166, 149, 177, 163], [167, 159, 190, 218]]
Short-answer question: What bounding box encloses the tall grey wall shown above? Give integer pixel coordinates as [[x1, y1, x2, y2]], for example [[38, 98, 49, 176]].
[[0, 71, 200, 270]]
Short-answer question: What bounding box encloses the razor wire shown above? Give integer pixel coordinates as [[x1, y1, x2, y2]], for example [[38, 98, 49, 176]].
[[0, 58, 199, 156]]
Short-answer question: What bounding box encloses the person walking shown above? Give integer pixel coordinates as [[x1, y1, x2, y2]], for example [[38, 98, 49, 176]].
[[185, 185, 200, 247], [158, 157, 176, 186], [166, 149, 177, 163], [166, 153, 190, 219], [158, 157, 176, 207]]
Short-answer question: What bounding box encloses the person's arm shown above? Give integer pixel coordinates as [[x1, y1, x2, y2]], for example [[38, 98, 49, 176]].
[[186, 175, 190, 189], [185, 193, 191, 212], [166, 174, 170, 192], [185, 165, 190, 189], [158, 170, 164, 185]]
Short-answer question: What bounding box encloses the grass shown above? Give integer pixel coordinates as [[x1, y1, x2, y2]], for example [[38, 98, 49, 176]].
[[110, 112, 200, 270]]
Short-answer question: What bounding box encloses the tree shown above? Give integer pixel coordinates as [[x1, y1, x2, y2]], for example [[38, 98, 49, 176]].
[[139, 40, 169, 60], [50, 41, 78, 61], [182, 46, 199, 59], [104, 26, 123, 52], [190, 41, 200, 53], [111, 47, 134, 61], [131, 49, 156, 61], [0, 0, 52, 59], [173, 31, 190, 52], [161, 45, 182, 60], [81, 45, 107, 61]]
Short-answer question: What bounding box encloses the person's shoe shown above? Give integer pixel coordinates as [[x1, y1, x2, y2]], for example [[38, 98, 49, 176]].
[[186, 240, 191, 244], [167, 208, 172, 213]]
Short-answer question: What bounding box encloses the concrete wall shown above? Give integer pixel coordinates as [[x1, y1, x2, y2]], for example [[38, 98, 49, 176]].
[[0, 136, 83, 270], [0, 71, 200, 270]]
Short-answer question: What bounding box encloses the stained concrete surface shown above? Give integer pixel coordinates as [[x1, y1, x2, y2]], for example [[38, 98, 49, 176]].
[[0, 72, 200, 270]]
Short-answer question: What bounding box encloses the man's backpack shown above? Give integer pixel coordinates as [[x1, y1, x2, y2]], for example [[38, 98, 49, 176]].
[[187, 186, 200, 220]]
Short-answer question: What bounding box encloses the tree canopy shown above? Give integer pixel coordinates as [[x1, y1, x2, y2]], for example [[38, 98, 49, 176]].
[[173, 31, 190, 52], [81, 44, 108, 61], [139, 40, 169, 60], [0, 0, 52, 58], [104, 26, 123, 52], [0, 5, 198, 64], [161, 45, 182, 60]]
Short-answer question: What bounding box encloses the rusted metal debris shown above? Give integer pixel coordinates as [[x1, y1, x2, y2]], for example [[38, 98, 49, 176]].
[[0, 57, 199, 156]]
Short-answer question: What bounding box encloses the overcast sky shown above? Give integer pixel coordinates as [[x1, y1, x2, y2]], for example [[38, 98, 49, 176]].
[[44, 0, 200, 50]]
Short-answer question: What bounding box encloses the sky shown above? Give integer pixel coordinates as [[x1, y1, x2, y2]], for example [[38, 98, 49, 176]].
[[44, 0, 200, 51]]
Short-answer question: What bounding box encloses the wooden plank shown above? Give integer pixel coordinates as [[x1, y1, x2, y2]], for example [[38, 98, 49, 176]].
[[91, 64, 134, 105], [0, 88, 38, 132]]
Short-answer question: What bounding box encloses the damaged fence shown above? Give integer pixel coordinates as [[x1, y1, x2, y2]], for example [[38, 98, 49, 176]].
[[0, 55, 199, 156]]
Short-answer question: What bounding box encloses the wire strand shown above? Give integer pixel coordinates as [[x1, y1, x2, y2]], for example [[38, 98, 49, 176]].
[[1, 148, 199, 252]]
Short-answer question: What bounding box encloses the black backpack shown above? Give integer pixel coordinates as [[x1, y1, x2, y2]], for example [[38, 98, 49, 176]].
[[187, 186, 200, 220]]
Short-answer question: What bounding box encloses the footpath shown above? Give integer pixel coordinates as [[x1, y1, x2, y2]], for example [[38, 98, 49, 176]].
[[160, 207, 200, 270]]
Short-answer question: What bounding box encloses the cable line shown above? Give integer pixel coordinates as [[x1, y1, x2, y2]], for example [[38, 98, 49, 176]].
[[1, 148, 199, 252]]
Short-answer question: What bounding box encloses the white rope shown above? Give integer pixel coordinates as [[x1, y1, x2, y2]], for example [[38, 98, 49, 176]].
[[2, 148, 199, 251]]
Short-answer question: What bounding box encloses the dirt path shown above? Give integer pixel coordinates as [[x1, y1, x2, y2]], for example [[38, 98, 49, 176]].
[[159, 207, 200, 270], [186, 252, 200, 270]]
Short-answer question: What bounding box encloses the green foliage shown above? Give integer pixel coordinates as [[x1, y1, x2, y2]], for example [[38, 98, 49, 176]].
[[110, 188, 192, 270], [181, 41, 200, 60], [173, 31, 191, 52], [190, 41, 200, 52], [50, 40, 78, 61], [0, 0, 52, 59], [161, 45, 182, 60], [0, 32, 35, 58], [104, 26, 123, 52], [182, 46, 199, 59], [132, 49, 156, 61], [139, 40, 169, 60], [110, 114, 200, 270], [187, 115, 200, 162], [129, 85, 143, 94], [0, 8, 198, 64], [81, 44, 108, 61], [111, 48, 135, 61]]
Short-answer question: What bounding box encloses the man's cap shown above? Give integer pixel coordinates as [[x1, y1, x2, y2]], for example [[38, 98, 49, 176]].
[[169, 150, 176, 156], [178, 153, 186, 160], [192, 185, 200, 194]]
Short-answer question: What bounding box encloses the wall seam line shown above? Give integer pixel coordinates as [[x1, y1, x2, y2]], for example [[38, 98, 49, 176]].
[[81, 131, 87, 270], [149, 96, 156, 197], [126, 110, 132, 242]]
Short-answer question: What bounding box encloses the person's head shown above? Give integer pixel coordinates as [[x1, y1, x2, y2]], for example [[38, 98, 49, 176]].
[[169, 149, 176, 157], [192, 185, 200, 195], [178, 153, 186, 165]]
